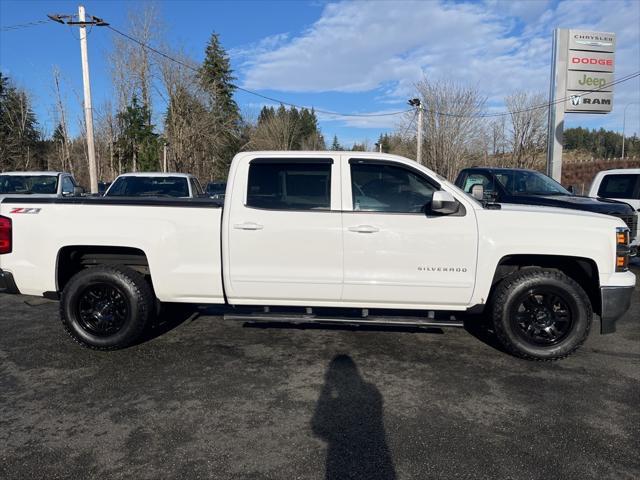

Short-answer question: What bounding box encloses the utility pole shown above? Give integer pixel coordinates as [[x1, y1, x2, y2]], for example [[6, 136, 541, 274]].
[[47, 9, 108, 193], [78, 6, 97, 193], [408, 98, 424, 164]]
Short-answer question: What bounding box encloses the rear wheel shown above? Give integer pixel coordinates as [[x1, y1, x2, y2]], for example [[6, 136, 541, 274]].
[[491, 268, 592, 361], [60, 265, 154, 350]]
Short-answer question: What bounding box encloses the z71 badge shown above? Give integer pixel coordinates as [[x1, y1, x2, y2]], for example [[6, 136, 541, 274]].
[[10, 208, 42, 214]]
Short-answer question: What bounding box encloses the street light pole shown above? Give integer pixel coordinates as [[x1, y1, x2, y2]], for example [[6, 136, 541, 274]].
[[622, 102, 639, 159], [408, 98, 424, 164]]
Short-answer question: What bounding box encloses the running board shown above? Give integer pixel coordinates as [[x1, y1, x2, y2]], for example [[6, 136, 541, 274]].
[[224, 313, 464, 328]]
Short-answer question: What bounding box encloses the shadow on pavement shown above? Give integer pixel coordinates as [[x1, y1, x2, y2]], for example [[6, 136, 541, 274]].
[[462, 314, 510, 355], [135, 303, 201, 344], [311, 354, 396, 480]]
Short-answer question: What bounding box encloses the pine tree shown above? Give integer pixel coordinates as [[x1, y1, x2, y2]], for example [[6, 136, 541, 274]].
[[0, 72, 40, 171], [199, 32, 241, 177], [331, 135, 342, 151], [116, 96, 159, 172]]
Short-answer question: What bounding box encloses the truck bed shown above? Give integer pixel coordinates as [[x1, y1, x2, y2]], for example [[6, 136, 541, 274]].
[[0, 197, 225, 303]]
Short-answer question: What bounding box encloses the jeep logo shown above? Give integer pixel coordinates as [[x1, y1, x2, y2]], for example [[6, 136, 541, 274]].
[[577, 74, 607, 89]]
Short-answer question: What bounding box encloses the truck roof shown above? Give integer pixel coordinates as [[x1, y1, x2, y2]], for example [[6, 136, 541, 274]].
[[463, 166, 539, 173], [114, 172, 195, 178], [1, 171, 66, 176]]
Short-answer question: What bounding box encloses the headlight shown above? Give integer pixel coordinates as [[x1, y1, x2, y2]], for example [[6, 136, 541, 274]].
[[616, 227, 630, 272]]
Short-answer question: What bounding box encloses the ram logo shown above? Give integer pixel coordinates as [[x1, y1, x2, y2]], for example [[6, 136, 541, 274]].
[[10, 208, 42, 214], [570, 95, 582, 106]]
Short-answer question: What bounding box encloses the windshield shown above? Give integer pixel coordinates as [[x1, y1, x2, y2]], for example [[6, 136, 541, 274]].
[[494, 171, 570, 196], [0, 175, 59, 194], [105, 176, 190, 197]]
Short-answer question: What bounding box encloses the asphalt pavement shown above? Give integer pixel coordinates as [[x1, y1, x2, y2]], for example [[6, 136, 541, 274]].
[[1, 266, 638, 480]]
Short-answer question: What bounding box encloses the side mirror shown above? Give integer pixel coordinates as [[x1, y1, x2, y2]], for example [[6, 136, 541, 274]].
[[431, 190, 459, 215], [470, 183, 484, 200], [567, 185, 575, 194]]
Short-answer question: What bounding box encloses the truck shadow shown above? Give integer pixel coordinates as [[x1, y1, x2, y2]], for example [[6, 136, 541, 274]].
[[135, 303, 202, 345], [312, 354, 396, 480], [462, 314, 510, 355]]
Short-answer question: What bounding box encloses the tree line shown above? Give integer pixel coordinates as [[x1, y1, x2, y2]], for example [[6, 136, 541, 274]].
[[1, 5, 637, 185]]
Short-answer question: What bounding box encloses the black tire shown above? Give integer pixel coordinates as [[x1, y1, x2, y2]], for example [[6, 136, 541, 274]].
[[491, 268, 592, 361], [60, 265, 154, 350]]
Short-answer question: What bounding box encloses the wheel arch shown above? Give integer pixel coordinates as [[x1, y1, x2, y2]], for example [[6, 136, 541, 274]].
[[56, 245, 151, 293], [489, 254, 601, 316]]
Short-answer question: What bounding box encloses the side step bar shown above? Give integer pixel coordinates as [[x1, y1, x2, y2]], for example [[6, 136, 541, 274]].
[[224, 312, 464, 328]]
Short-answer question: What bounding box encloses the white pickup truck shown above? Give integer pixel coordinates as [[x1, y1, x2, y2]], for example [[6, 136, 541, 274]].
[[0, 152, 635, 360]]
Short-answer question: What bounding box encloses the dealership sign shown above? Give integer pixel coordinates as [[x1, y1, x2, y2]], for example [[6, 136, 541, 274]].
[[565, 29, 616, 113], [546, 29, 616, 182]]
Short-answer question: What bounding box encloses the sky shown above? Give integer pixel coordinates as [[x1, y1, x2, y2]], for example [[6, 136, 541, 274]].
[[1, 0, 639, 147]]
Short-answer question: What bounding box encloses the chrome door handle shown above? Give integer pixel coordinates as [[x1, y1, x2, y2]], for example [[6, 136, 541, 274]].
[[234, 222, 264, 230], [348, 225, 379, 233]]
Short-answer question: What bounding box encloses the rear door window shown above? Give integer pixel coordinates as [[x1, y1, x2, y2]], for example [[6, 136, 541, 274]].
[[247, 160, 331, 210], [597, 174, 640, 199]]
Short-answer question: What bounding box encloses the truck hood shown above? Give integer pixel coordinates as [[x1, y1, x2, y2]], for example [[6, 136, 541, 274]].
[[503, 194, 634, 215], [496, 202, 625, 222]]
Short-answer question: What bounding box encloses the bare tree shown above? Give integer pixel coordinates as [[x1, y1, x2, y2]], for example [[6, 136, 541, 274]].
[[51, 67, 72, 174], [505, 91, 547, 169], [402, 78, 486, 179]]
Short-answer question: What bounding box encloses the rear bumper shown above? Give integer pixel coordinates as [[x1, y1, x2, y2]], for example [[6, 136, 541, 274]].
[[0, 269, 20, 294], [600, 286, 634, 334]]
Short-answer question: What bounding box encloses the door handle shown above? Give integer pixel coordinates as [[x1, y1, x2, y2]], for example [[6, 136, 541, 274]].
[[234, 222, 264, 230], [348, 225, 379, 233]]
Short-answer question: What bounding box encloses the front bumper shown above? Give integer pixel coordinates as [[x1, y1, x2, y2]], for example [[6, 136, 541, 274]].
[[600, 286, 634, 334], [0, 269, 19, 294]]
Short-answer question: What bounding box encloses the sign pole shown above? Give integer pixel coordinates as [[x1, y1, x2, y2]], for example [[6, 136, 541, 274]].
[[546, 28, 568, 182]]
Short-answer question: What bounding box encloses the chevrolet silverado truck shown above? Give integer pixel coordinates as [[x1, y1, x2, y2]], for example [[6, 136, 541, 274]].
[[0, 152, 635, 360]]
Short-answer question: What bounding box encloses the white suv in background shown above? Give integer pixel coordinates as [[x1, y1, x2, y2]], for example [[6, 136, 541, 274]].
[[589, 168, 639, 255]]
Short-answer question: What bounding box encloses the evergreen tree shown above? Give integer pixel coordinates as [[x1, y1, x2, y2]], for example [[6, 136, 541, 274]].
[[0, 72, 40, 171], [198, 32, 241, 176], [116, 96, 159, 172], [331, 135, 342, 151]]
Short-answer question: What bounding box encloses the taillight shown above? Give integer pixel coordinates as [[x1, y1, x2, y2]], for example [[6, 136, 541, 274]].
[[0, 215, 11, 254], [615, 227, 630, 272]]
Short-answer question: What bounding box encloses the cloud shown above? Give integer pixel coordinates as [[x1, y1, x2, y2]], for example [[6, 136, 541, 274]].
[[237, 0, 639, 134]]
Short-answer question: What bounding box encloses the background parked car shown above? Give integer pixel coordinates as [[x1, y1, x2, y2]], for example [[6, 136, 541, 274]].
[[589, 168, 640, 256], [0, 171, 82, 201], [206, 181, 226, 200], [104, 173, 204, 198], [454, 166, 639, 249]]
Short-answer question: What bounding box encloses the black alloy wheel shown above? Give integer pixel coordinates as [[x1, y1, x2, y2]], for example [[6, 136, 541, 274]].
[[491, 268, 592, 361], [60, 265, 154, 350], [76, 283, 129, 337], [511, 288, 574, 346]]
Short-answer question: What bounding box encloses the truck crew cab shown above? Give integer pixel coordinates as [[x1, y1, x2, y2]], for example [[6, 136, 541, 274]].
[[0, 152, 635, 360]]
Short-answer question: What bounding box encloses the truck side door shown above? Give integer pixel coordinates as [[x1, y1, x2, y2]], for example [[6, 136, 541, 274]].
[[341, 157, 478, 308], [224, 156, 343, 304]]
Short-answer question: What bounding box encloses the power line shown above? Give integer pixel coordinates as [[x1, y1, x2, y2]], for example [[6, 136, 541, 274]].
[[1, 19, 51, 32], [102, 22, 640, 121], [106, 25, 412, 118], [402, 109, 418, 137]]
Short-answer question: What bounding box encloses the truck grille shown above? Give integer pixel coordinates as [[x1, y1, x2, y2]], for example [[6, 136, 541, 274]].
[[614, 213, 638, 241]]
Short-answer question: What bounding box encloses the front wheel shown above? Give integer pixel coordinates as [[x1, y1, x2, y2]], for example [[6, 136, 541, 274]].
[[60, 265, 154, 350], [491, 268, 592, 361]]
